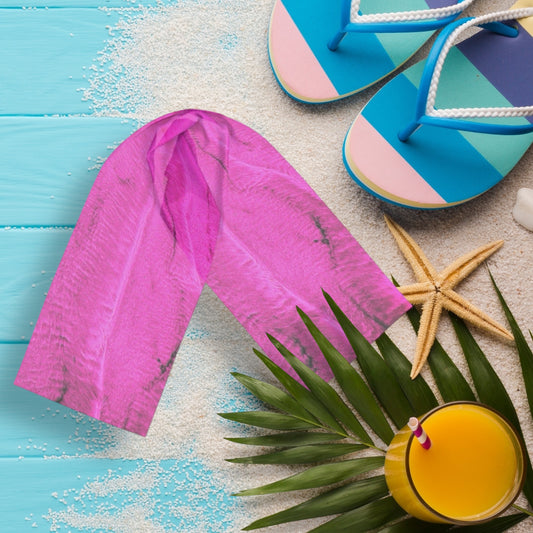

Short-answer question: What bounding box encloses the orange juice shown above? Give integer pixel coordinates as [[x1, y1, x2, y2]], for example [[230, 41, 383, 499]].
[[385, 402, 526, 524]]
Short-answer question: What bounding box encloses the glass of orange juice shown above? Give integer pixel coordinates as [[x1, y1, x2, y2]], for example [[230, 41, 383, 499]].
[[384, 402, 526, 524]]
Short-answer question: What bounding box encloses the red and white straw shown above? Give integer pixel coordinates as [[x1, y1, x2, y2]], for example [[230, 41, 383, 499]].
[[408, 417, 431, 450]]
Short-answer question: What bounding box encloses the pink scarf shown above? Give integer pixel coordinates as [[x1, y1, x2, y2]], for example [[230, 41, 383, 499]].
[[15, 110, 409, 435]]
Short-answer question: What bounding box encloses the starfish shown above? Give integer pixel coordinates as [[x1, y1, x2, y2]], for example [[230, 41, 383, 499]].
[[384, 216, 513, 379]]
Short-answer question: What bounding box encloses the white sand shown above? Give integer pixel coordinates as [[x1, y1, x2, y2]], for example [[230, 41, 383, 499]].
[[70, 0, 533, 530]]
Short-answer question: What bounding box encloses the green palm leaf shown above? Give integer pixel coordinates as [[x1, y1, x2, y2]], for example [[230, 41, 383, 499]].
[[308, 496, 405, 533], [375, 332, 438, 416], [234, 456, 385, 496], [404, 305, 476, 402], [222, 278, 533, 531], [218, 411, 317, 431], [225, 432, 344, 447], [378, 517, 452, 532], [253, 348, 346, 435], [450, 311, 533, 508], [491, 272, 533, 420], [323, 291, 412, 429], [380, 514, 528, 533], [452, 513, 529, 532], [297, 306, 394, 444], [449, 313, 520, 431], [489, 274, 533, 508], [226, 443, 366, 464], [243, 476, 388, 530], [268, 333, 373, 444], [231, 372, 320, 425]]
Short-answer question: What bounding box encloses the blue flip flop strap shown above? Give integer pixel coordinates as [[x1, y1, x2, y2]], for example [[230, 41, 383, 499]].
[[399, 16, 533, 140], [342, 14, 457, 33], [328, 0, 468, 50], [338, 0, 465, 33]]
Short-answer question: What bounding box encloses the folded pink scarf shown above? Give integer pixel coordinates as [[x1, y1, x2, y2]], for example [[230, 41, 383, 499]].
[[15, 110, 409, 435]]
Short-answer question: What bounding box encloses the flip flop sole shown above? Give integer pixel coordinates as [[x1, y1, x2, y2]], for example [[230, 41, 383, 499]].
[[268, 0, 439, 103], [344, 9, 533, 208]]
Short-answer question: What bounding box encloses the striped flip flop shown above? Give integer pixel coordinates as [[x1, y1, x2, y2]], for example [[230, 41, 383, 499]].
[[343, 3, 533, 209], [268, 0, 475, 103]]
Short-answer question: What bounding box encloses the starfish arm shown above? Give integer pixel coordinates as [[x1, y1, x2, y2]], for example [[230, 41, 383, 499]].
[[410, 293, 444, 379], [438, 240, 504, 290], [441, 288, 513, 341], [399, 282, 435, 305], [384, 215, 438, 283]]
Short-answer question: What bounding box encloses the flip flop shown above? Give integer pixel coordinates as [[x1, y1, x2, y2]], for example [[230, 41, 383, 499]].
[[268, 0, 475, 103], [343, 3, 533, 209]]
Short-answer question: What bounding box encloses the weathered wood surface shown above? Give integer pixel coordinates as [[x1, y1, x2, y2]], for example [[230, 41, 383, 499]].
[[0, 2, 243, 531]]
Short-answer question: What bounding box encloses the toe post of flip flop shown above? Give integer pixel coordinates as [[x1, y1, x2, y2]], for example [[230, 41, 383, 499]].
[[268, 0, 475, 103], [343, 2, 533, 209]]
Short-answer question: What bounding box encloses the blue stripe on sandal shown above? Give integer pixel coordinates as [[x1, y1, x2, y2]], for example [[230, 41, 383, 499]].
[[360, 73, 503, 204], [269, 0, 467, 103], [277, 0, 394, 98], [343, 6, 533, 209], [403, 49, 533, 177]]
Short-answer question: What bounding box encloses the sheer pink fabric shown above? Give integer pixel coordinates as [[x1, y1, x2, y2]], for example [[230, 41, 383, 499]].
[[15, 110, 409, 435]]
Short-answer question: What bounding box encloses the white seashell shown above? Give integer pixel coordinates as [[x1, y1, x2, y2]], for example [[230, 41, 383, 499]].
[[512, 188, 533, 232]]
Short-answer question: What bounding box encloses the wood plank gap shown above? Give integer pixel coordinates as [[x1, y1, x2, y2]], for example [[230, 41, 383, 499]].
[[0, 114, 118, 118], [1, 225, 75, 230]]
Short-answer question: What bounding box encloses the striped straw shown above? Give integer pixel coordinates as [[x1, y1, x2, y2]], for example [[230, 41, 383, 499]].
[[408, 417, 432, 450]]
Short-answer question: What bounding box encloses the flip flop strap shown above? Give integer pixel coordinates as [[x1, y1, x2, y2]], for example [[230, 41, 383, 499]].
[[399, 8, 533, 141], [343, 0, 474, 33]]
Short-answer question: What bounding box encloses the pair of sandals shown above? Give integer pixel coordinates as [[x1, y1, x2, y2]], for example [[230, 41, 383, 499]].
[[268, 0, 533, 209]]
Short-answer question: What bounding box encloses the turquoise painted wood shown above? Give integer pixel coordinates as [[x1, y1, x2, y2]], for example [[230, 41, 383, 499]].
[[0, 0, 174, 6], [0, 2, 247, 531], [1, 8, 122, 115], [0, 117, 135, 226], [0, 344, 114, 457], [0, 457, 143, 528], [0, 228, 71, 341], [0, 454, 241, 532]]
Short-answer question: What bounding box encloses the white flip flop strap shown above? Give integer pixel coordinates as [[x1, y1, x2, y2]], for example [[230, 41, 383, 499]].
[[426, 7, 533, 120], [350, 0, 475, 24]]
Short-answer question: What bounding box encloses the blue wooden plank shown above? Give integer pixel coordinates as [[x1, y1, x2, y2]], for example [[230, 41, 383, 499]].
[[0, 454, 241, 532], [0, 1, 173, 6], [0, 343, 116, 457], [0, 8, 122, 115], [1, 3, 253, 532], [1, 343, 244, 531], [0, 116, 135, 226], [0, 457, 147, 532], [0, 228, 70, 341]]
